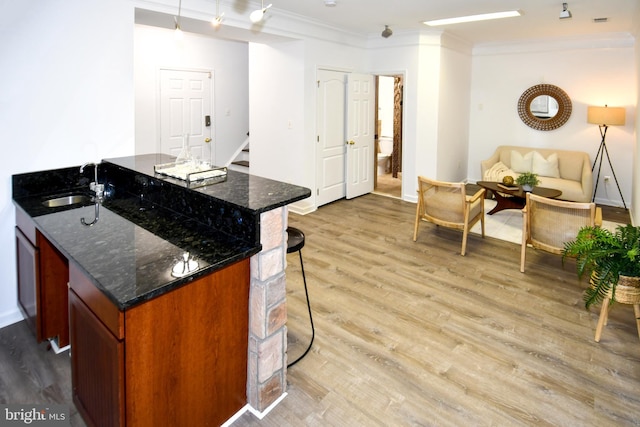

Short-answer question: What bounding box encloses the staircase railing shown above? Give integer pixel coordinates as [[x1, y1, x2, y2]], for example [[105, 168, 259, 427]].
[[225, 133, 250, 168]]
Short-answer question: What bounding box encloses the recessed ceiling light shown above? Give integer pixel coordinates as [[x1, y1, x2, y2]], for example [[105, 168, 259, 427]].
[[424, 10, 522, 26]]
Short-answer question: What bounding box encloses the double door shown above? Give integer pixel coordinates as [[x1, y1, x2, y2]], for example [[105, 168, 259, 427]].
[[316, 70, 375, 206]]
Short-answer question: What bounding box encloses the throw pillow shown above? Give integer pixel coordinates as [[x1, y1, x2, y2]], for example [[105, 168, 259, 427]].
[[510, 150, 533, 173], [532, 151, 560, 178], [484, 161, 516, 182]]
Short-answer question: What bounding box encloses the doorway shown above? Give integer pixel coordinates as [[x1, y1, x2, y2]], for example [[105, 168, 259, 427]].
[[374, 75, 403, 199], [158, 68, 214, 164], [316, 69, 375, 207]]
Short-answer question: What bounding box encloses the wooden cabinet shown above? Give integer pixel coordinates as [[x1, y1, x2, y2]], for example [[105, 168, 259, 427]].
[[16, 225, 38, 335], [69, 290, 125, 427], [15, 208, 69, 348], [69, 258, 250, 427]]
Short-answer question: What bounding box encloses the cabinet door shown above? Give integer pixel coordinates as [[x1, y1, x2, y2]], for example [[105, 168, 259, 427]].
[[70, 290, 125, 427], [16, 227, 39, 339], [37, 230, 69, 347]]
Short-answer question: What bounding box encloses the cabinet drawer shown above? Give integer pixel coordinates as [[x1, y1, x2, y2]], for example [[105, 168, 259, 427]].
[[69, 261, 124, 340], [15, 207, 36, 245]]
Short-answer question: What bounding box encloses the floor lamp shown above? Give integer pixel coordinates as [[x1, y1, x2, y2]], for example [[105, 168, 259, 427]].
[[587, 105, 627, 209]]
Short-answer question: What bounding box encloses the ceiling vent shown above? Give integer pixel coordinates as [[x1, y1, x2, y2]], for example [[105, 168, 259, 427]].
[[593, 17, 608, 23]]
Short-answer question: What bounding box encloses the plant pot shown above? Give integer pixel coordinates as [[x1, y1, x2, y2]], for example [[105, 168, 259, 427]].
[[610, 275, 640, 304], [522, 184, 533, 192]]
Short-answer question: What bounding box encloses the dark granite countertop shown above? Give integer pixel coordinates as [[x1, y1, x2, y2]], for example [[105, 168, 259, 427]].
[[30, 199, 258, 310], [13, 154, 311, 311], [104, 154, 311, 213]]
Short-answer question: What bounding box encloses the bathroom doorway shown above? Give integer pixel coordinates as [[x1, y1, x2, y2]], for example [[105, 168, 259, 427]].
[[374, 75, 403, 199]]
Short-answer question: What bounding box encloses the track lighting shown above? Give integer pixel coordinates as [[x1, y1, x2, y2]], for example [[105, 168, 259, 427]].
[[559, 3, 572, 19], [174, 0, 183, 39], [250, 0, 272, 23], [381, 25, 393, 38], [211, 0, 224, 27]]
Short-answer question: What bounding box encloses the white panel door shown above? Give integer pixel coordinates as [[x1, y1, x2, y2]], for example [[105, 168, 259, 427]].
[[316, 70, 347, 207], [346, 73, 375, 199], [159, 69, 213, 163]]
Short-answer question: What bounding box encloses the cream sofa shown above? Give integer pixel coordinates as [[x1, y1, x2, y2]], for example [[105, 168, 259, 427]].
[[480, 145, 593, 202]]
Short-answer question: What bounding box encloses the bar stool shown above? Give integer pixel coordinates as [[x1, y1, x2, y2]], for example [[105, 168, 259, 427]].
[[286, 227, 314, 367]]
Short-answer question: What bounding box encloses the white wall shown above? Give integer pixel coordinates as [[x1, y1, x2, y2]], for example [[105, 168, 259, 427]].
[[436, 36, 473, 182], [253, 37, 368, 213], [134, 24, 249, 165], [368, 32, 437, 201], [468, 37, 636, 208], [248, 41, 305, 184], [633, 32, 640, 225], [0, 0, 135, 327]]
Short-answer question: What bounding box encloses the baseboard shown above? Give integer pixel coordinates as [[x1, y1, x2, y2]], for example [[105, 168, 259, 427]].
[[593, 196, 627, 209], [0, 308, 24, 330], [288, 200, 316, 215], [220, 393, 288, 426], [246, 392, 288, 419]]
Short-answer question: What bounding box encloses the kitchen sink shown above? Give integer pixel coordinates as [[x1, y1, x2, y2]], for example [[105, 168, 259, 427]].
[[42, 194, 91, 208]]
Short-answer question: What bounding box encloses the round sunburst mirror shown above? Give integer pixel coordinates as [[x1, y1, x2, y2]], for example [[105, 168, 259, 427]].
[[517, 84, 572, 131]]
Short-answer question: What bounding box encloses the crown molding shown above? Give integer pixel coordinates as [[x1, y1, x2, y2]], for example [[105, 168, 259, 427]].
[[473, 32, 635, 56]]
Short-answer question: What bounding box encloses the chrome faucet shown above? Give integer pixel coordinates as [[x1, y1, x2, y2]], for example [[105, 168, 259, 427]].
[[79, 162, 103, 227], [79, 162, 104, 200], [80, 202, 100, 227]]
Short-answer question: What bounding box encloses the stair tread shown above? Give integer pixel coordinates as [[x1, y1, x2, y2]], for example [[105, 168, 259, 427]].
[[232, 160, 250, 167]]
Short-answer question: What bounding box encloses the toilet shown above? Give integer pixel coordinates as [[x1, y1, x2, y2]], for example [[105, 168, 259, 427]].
[[377, 137, 393, 175]]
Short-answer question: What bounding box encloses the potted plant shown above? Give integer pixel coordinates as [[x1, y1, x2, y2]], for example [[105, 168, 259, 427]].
[[515, 172, 540, 191], [563, 224, 640, 308]]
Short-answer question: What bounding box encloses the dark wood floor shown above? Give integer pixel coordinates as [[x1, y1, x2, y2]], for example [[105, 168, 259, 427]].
[[1, 193, 636, 426], [0, 322, 86, 425]]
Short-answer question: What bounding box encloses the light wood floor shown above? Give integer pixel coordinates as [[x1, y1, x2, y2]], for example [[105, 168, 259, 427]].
[[374, 172, 401, 199], [237, 194, 639, 426], [2, 194, 638, 426]]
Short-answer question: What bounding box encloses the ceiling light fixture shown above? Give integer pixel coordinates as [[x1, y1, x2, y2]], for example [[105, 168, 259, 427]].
[[559, 3, 572, 19], [250, 0, 272, 23], [174, 0, 183, 39], [324, 0, 337, 6], [424, 10, 521, 26], [212, 0, 224, 27], [381, 25, 393, 38]]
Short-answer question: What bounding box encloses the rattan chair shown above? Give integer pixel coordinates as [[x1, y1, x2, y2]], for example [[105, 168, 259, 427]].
[[520, 193, 602, 273], [413, 176, 485, 256]]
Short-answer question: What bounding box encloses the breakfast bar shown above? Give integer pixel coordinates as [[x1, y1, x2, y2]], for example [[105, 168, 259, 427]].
[[12, 154, 311, 426]]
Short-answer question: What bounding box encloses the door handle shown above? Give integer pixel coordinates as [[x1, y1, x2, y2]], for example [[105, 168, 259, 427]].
[[205, 138, 211, 143], [345, 140, 355, 145]]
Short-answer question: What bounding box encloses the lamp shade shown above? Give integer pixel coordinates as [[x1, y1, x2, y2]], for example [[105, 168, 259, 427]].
[[587, 106, 626, 126]]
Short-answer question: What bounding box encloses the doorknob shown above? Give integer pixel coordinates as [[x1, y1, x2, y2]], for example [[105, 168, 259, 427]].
[[205, 138, 211, 143], [345, 140, 355, 145]]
